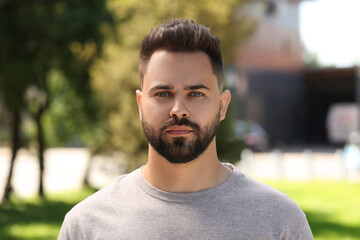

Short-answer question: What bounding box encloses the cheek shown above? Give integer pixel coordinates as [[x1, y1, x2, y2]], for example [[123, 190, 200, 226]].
[[142, 100, 170, 122], [191, 100, 220, 122]]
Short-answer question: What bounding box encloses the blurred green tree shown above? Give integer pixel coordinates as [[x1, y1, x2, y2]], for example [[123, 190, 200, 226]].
[[0, 0, 114, 201], [90, 0, 256, 172]]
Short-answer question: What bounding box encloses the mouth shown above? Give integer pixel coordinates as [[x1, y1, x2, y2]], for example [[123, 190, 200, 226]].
[[165, 126, 193, 136]]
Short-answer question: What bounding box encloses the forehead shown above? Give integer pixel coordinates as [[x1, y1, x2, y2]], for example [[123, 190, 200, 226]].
[[143, 50, 218, 90]]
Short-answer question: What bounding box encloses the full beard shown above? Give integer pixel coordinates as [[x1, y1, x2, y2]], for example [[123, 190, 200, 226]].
[[141, 111, 220, 164]]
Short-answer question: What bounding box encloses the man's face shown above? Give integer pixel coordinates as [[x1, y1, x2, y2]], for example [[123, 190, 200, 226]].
[[137, 50, 230, 164]]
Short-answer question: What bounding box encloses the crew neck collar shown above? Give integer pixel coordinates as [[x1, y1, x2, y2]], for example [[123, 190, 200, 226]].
[[135, 163, 243, 203]]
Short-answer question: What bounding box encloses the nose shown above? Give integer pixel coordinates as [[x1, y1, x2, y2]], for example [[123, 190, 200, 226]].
[[169, 97, 189, 119]]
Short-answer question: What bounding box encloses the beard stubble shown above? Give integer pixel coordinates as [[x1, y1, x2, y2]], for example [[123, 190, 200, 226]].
[[141, 110, 220, 164]]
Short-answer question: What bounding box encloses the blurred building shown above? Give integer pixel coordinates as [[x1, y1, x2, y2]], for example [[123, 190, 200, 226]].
[[229, 0, 360, 148], [305, 67, 359, 144], [237, 0, 303, 71]]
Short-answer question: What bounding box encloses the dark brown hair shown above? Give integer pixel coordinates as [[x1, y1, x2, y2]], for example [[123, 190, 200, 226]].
[[139, 18, 224, 89]]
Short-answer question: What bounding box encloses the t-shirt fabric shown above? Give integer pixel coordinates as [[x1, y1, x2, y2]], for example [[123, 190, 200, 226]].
[[58, 164, 313, 240]]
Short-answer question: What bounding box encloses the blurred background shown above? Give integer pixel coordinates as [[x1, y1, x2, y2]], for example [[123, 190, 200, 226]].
[[0, 0, 359, 239]]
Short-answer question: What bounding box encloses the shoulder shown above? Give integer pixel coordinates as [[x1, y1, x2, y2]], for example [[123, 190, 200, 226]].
[[229, 168, 306, 215], [232, 168, 293, 200], [233, 169, 303, 213], [72, 170, 138, 213], [58, 170, 140, 239], [230, 168, 313, 238]]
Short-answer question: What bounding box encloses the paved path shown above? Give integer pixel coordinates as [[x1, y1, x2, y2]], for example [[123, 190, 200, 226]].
[[0, 148, 125, 198], [236, 148, 355, 181], [0, 147, 358, 198]]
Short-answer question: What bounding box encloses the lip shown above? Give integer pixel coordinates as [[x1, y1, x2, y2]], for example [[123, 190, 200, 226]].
[[165, 126, 193, 136]]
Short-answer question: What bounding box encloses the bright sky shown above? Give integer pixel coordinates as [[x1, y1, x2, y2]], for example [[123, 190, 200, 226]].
[[300, 0, 360, 67]]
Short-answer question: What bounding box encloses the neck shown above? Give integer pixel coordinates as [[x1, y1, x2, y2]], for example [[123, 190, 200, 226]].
[[142, 139, 232, 193]]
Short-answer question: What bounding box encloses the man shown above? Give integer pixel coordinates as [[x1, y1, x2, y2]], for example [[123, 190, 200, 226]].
[[58, 19, 313, 239]]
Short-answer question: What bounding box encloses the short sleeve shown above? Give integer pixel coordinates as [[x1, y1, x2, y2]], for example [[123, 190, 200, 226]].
[[58, 209, 84, 240]]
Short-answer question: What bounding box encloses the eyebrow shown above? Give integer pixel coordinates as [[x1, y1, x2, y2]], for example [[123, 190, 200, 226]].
[[184, 84, 210, 90], [150, 85, 174, 92], [150, 84, 210, 92]]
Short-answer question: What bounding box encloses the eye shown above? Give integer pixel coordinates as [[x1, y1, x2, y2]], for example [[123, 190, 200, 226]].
[[189, 92, 204, 97], [156, 91, 170, 97]]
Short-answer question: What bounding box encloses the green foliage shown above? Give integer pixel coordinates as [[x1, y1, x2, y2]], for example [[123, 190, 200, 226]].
[[0, 104, 10, 146], [217, 100, 245, 164], [0, 0, 113, 95], [39, 69, 102, 147], [0, 0, 114, 200], [0, 0, 114, 145], [303, 50, 321, 68], [91, 0, 255, 171]]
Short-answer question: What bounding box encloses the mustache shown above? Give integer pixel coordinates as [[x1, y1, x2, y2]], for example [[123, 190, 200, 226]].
[[159, 118, 200, 132]]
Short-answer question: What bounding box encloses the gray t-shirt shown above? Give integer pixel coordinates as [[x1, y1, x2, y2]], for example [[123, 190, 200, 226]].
[[58, 164, 313, 239]]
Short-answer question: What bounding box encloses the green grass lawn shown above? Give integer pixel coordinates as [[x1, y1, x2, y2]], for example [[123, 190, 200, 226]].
[[266, 181, 360, 240], [0, 181, 359, 239], [0, 187, 97, 240]]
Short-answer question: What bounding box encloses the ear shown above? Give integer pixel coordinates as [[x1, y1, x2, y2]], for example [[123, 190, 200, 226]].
[[219, 90, 231, 121], [136, 89, 143, 120]]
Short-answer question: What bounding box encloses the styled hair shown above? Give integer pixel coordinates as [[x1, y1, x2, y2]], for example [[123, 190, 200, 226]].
[[139, 18, 224, 89]]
